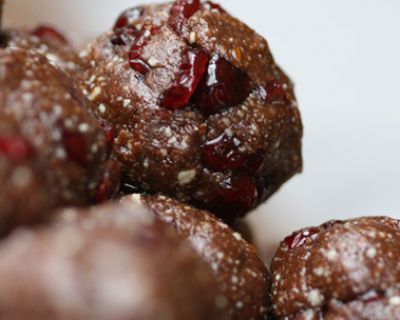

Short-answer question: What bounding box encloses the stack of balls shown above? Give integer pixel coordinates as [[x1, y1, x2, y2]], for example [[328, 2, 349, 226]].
[[0, 1, 397, 319]]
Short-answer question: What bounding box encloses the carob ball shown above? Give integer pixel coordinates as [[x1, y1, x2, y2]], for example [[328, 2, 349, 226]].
[[79, 0, 303, 221], [270, 216, 400, 319], [0, 201, 225, 320], [0, 48, 118, 234], [122, 193, 269, 319]]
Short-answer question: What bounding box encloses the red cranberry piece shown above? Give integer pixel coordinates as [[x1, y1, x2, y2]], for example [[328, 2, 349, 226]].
[[169, 0, 201, 35], [210, 173, 258, 219], [191, 54, 251, 115], [95, 161, 121, 203], [284, 227, 321, 249], [265, 80, 288, 104], [161, 48, 209, 110], [31, 25, 68, 45], [204, 1, 226, 13], [114, 7, 144, 30], [202, 133, 246, 171], [110, 28, 137, 46], [129, 21, 159, 75], [0, 137, 34, 161], [202, 133, 265, 173], [63, 131, 88, 166]]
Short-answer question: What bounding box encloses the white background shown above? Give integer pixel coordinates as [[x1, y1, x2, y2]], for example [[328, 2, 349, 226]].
[[4, 0, 400, 260]]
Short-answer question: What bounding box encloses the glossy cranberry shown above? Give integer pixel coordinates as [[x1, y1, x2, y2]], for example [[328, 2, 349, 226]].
[[169, 0, 201, 35], [202, 134, 245, 171], [210, 173, 258, 219], [265, 80, 287, 104], [0, 137, 34, 161], [95, 162, 121, 203], [31, 25, 68, 45], [63, 131, 88, 166], [114, 7, 144, 30], [202, 133, 265, 173], [204, 1, 226, 13], [110, 28, 137, 46], [192, 54, 251, 115], [284, 227, 321, 249], [129, 21, 159, 75], [162, 48, 209, 110]]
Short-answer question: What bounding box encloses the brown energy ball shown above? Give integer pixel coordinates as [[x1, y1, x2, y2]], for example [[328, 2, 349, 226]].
[[270, 216, 400, 319], [1, 25, 82, 77], [0, 201, 225, 320], [122, 193, 269, 320], [79, 0, 303, 220], [0, 48, 118, 234]]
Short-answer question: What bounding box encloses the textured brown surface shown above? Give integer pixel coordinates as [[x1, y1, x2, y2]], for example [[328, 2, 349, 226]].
[[0, 48, 114, 234], [79, 2, 303, 220], [1, 28, 83, 77], [270, 216, 400, 319], [0, 201, 225, 320], [121, 193, 269, 320]]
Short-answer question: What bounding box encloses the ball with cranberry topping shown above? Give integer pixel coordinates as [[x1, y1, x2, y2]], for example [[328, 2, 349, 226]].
[[270, 216, 400, 319], [79, 1, 302, 220], [0, 48, 118, 235]]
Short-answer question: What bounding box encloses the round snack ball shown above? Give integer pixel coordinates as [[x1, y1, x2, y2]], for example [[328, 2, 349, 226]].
[[0, 201, 225, 320], [0, 48, 118, 234], [1, 26, 82, 77], [79, 0, 303, 221], [122, 194, 269, 320], [270, 216, 400, 319]]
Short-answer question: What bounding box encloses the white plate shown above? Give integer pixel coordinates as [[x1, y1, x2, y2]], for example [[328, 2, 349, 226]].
[[4, 0, 400, 260]]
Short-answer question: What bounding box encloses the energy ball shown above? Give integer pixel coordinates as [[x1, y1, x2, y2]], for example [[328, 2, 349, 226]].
[[122, 194, 269, 319], [0, 201, 224, 320], [79, 0, 303, 220], [0, 48, 118, 234], [270, 217, 400, 319], [0, 24, 83, 77]]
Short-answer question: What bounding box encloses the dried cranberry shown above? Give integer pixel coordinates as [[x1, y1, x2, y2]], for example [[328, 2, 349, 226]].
[[284, 227, 321, 249], [110, 28, 137, 46], [265, 80, 288, 104], [31, 25, 68, 45], [98, 120, 114, 156], [169, 0, 201, 35], [209, 173, 258, 219], [114, 7, 144, 30], [202, 133, 264, 173], [95, 161, 121, 203], [0, 137, 34, 161], [128, 21, 158, 75], [161, 48, 209, 110], [63, 131, 88, 166], [192, 54, 251, 115], [204, 1, 226, 13], [202, 134, 246, 171]]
